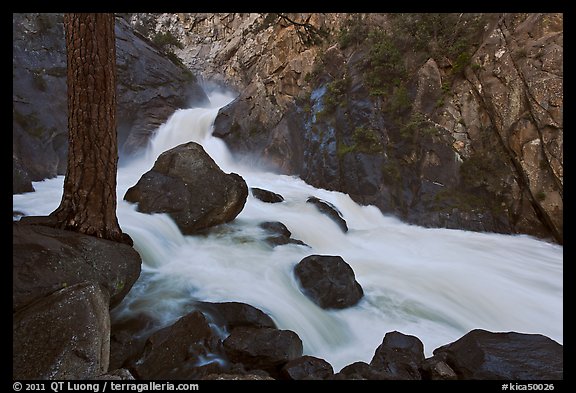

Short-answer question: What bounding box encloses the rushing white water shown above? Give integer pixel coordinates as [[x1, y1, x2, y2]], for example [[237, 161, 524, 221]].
[[13, 91, 563, 372]]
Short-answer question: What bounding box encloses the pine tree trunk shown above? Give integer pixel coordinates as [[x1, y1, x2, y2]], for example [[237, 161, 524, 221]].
[[50, 13, 127, 243]]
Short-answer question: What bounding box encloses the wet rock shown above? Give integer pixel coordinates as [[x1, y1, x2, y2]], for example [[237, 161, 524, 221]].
[[281, 355, 334, 380], [193, 301, 277, 330], [330, 361, 394, 380], [13, 155, 34, 194], [131, 311, 223, 380], [251, 187, 284, 203], [370, 331, 425, 380], [259, 221, 308, 247], [419, 355, 458, 380], [94, 369, 136, 380], [306, 197, 348, 232], [223, 326, 303, 377], [12, 222, 141, 311], [124, 142, 248, 235], [13, 282, 110, 379], [294, 254, 363, 309], [109, 313, 159, 371], [433, 329, 563, 380]]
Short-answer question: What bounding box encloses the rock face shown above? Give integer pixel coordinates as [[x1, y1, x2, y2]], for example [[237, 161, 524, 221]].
[[433, 329, 563, 380], [294, 255, 363, 309], [12, 222, 142, 311], [223, 326, 303, 376], [136, 13, 562, 243], [13, 282, 110, 380], [12, 13, 209, 191], [124, 142, 248, 235]]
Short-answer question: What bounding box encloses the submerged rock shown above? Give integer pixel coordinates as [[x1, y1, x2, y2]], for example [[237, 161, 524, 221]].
[[433, 329, 563, 380], [294, 254, 363, 309], [251, 187, 284, 203], [124, 142, 248, 235], [259, 221, 308, 247], [306, 197, 348, 232]]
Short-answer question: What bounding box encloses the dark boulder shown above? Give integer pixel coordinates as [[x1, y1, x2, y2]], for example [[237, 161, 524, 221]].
[[433, 329, 563, 380], [294, 255, 363, 309], [330, 361, 394, 380], [94, 369, 136, 380], [194, 301, 277, 330], [12, 222, 141, 311], [13, 155, 34, 194], [370, 331, 425, 380], [223, 326, 303, 377], [306, 197, 348, 232], [124, 142, 248, 235], [13, 282, 110, 379], [109, 312, 160, 371], [280, 355, 334, 380], [419, 355, 458, 380], [251, 187, 284, 203], [131, 311, 223, 380], [259, 221, 308, 247]]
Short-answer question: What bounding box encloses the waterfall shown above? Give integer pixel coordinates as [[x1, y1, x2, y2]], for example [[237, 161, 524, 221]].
[[13, 91, 563, 372]]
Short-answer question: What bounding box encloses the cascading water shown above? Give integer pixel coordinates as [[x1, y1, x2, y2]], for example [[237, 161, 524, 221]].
[[13, 90, 563, 372]]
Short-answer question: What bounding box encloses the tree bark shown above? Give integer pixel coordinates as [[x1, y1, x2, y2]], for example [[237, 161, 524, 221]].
[[49, 13, 128, 244]]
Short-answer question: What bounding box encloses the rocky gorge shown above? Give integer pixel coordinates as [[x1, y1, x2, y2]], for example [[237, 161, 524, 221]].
[[130, 13, 562, 244], [13, 13, 562, 380]]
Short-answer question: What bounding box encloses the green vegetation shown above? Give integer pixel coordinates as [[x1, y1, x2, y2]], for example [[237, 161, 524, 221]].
[[535, 191, 547, 201], [338, 14, 369, 50], [152, 31, 184, 50], [336, 126, 384, 159]]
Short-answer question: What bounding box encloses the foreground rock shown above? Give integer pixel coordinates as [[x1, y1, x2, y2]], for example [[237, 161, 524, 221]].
[[13, 282, 110, 379], [223, 326, 303, 377], [13, 222, 141, 311], [281, 356, 334, 380], [124, 142, 248, 235], [306, 197, 348, 232], [294, 255, 363, 309], [370, 331, 425, 380], [434, 329, 563, 380], [130, 311, 223, 379]]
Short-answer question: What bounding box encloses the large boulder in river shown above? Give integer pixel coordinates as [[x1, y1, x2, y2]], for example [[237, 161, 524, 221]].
[[294, 255, 363, 309], [13, 282, 110, 379], [433, 329, 563, 380], [124, 142, 248, 235], [12, 222, 141, 311]]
